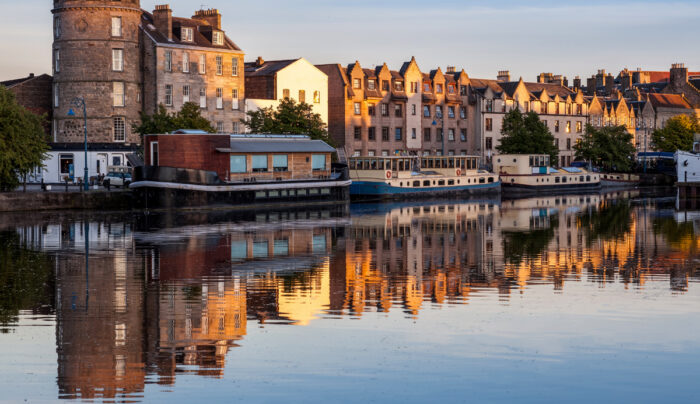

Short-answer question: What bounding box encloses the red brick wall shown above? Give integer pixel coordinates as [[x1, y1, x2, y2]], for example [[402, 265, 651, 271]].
[[145, 134, 229, 177]]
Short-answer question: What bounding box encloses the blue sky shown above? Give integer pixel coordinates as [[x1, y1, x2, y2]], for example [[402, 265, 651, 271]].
[[1, 0, 698, 81]]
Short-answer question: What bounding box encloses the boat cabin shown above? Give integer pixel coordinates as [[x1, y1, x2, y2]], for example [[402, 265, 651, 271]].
[[349, 155, 481, 179], [143, 133, 335, 182], [493, 154, 551, 175], [493, 154, 599, 188]]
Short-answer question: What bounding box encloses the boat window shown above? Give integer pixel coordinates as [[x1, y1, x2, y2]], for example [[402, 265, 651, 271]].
[[529, 156, 534, 166], [312, 154, 326, 170], [370, 159, 378, 170], [391, 159, 398, 171], [488, 177, 494, 183], [555, 177, 560, 183], [479, 178, 485, 183], [562, 176, 567, 183], [586, 175, 591, 181], [413, 180, 420, 187], [460, 158, 466, 169], [230, 155, 246, 173], [423, 180, 431, 186], [447, 180, 454, 185], [252, 155, 268, 172], [580, 176, 584, 182], [398, 159, 405, 171], [438, 180, 445, 186], [448, 158, 455, 168], [349, 159, 356, 170], [273, 155, 288, 172]]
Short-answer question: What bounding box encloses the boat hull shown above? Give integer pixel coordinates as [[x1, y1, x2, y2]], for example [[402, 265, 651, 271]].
[[501, 181, 601, 197], [350, 180, 501, 199]]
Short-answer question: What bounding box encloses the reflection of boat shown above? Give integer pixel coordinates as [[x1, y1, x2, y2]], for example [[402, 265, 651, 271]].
[[349, 155, 499, 198], [494, 154, 600, 196]]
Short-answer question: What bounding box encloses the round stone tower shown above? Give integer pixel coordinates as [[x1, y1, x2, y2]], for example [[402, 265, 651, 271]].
[[52, 0, 142, 144]]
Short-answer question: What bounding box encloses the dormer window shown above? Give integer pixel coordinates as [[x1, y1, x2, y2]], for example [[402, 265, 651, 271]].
[[367, 79, 376, 90], [436, 84, 443, 94], [423, 83, 431, 92], [448, 84, 455, 94], [181, 27, 193, 42], [212, 31, 223, 45], [394, 81, 404, 92]]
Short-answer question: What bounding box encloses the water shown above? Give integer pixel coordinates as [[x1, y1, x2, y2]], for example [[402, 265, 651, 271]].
[[1, 191, 699, 403]]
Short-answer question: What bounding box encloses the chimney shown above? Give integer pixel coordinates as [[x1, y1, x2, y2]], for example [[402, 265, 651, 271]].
[[562, 76, 568, 88], [497, 70, 510, 82], [573, 76, 581, 91], [621, 73, 632, 91], [586, 77, 596, 96], [29, 73, 34, 78], [446, 66, 455, 74], [670, 63, 688, 87], [153, 5, 173, 41], [604, 74, 614, 95], [256, 56, 265, 67], [193, 8, 222, 30]]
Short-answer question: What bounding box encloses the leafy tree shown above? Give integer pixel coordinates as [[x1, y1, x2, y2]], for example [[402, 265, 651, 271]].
[[496, 109, 558, 163], [651, 114, 700, 152], [0, 85, 49, 191], [242, 98, 333, 145], [574, 124, 636, 172], [133, 102, 215, 136]]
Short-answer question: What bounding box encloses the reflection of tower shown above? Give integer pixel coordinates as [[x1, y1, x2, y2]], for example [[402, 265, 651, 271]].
[[56, 251, 145, 400], [52, 0, 142, 143]]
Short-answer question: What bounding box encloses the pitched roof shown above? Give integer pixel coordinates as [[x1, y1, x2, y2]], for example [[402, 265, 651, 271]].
[[647, 93, 692, 109], [217, 137, 336, 153], [244, 59, 298, 77], [523, 82, 574, 98], [0, 73, 51, 88], [141, 11, 242, 51]]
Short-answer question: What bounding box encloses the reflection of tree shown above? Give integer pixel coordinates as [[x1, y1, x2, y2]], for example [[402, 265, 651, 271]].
[[579, 200, 632, 243], [0, 232, 53, 327], [502, 216, 558, 265], [653, 218, 696, 251]]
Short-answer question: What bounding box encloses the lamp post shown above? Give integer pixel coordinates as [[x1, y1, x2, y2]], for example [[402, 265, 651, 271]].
[[68, 97, 89, 191]]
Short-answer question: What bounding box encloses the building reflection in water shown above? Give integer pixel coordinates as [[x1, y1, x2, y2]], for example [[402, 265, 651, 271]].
[[11, 195, 700, 400]]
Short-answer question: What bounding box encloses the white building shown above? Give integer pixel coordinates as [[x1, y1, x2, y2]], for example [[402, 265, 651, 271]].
[[244, 57, 328, 129], [27, 144, 136, 184]]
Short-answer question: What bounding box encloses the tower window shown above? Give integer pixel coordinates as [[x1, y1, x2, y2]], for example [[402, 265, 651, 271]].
[[112, 49, 123, 71], [113, 117, 126, 142], [54, 49, 60, 73], [113, 82, 125, 107], [54, 16, 61, 39], [111, 17, 122, 37]]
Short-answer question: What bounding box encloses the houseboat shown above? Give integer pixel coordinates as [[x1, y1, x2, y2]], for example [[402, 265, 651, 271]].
[[348, 155, 499, 198], [130, 132, 351, 209], [676, 142, 700, 202], [493, 154, 600, 196], [599, 173, 641, 188]]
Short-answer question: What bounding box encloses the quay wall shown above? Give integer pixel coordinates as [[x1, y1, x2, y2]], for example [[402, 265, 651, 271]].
[[0, 191, 133, 212]]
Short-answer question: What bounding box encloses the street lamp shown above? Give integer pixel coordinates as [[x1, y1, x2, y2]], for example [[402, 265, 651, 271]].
[[67, 97, 89, 191], [432, 106, 445, 156]]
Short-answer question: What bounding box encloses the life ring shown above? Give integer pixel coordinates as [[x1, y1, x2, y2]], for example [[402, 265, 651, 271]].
[[456, 169, 462, 176], [386, 171, 392, 179]]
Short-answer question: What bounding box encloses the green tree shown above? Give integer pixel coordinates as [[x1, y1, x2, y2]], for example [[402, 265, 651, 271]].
[[242, 98, 333, 145], [132, 102, 215, 136], [651, 114, 700, 152], [574, 124, 636, 172], [0, 86, 49, 191], [496, 109, 558, 163]]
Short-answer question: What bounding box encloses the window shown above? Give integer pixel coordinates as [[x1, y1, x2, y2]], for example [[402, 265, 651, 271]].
[[394, 104, 402, 117], [273, 155, 288, 172], [485, 137, 492, 150], [112, 49, 123, 71], [353, 78, 361, 89], [412, 128, 417, 139], [212, 31, 223, 45], [423, 128, 431, 141], [555, 120, 560, 132], [460, 85, 467, 96], [382, 127, 389, 141], [448, 84, 455, 94], [54, 83, 59, 107], [577, 104, 583, 115], [164, 84, 173, 106], [111, 17, 122, 37], [59, 154, 73, 175], [541, 103, 547, 114], [230, 155, 246, 173], [312, 154, 326, 170], [216, 55, 222, 75], [576, 121, 582, 133], [199, 87, 206, 108], [216, 88, 223, 109], [437, 128, 443, 141], [566, 121, 571, 133], [252, 155, 268, 172], [485, 99, 493, 112], [460, 107, 467, 119], [232, 121, 240, 133], [382, 80, 389, 91], [567, 138, 571, 150], [314, 91, 320, 103], [436, 84, 443, 94], [411, 104, 416, 116], [382, 150, 389, 156], [283, 89, 290, 99], [368, 79, 376, 90], [182, 27, 193, 42], [354, 102, 361, 115], [381, 103, 389, 116], [460, 129, 467, 141], [448, 128, 455, 141], [54, 49, 60, 73], [368, 127, 376, 141], [555, 138, 559, 148], [54, 16, 61, 39], [198, 54, 206, 74], [368, 150, 375, 157], [150, 142, 159, 166], [164, 51, 172, 72], [395, 127, 403, 141], [394, 81, 404, 91], [113, 117, 125, 142], [485, 118, 493, 131], [410, 82, 418, 93], [436, 105, 443, 117], [182, 52, 190, 72], [448, 106, 455, 118], [423, 83, 431, 93], [113, 82, 125, 107], [354, 126, 361, 140], [368, 104, 375, 116], [232, 89, 239, 110], [182, 85, 190, 103], [216, 121, 224, 132], [423, 105, 431, 117]]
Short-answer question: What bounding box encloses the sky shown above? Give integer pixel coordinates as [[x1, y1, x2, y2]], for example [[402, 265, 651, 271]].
[[1, 0, 699, 82]]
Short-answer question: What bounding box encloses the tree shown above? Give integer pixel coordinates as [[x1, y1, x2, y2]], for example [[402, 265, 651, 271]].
[[496, 109, 558, 163], [242, 98, 333, 145], [651, 114, 700, 152], [574, 124, 636, 172], [0, 85, 49, 191], [133, 102, 215, 137]]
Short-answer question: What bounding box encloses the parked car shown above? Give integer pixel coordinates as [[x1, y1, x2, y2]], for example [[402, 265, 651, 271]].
[[103, 171, 132, 188]]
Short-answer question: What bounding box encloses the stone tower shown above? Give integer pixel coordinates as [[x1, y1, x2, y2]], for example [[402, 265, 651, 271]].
[[51, 0, 142, 144]]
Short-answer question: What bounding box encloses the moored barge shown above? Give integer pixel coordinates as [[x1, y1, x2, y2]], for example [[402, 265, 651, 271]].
[[494, 154, 600, 196], [130, 132, 350, 209]]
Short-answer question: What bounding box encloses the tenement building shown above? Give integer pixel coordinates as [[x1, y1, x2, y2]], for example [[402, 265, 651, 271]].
[[46, 1, 245, 183]]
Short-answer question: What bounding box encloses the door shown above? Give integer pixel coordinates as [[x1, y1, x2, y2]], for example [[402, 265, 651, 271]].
[[96, 154, 107, 176]]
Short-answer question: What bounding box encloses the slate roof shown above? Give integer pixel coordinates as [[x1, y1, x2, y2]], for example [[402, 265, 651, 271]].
[[141, 11, 242, 51], [244, 59, 298, 77], [0, 73, 52, 88], [217, 138, 335, 153], [647, 93, 692, 109]]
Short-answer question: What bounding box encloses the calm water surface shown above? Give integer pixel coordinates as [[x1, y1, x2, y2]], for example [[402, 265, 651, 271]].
[[1, 191, 699, 403]]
